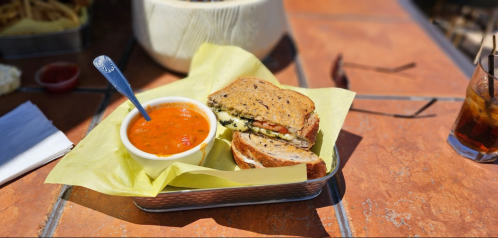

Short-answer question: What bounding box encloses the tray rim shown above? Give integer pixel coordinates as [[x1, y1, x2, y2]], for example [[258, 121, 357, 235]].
[[134, 146, 340, 197], [133, 146, 340, 212], [134, 189, 324, 213]]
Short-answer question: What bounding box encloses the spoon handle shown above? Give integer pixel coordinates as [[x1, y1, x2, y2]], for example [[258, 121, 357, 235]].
[[93, 55, 151, 121]]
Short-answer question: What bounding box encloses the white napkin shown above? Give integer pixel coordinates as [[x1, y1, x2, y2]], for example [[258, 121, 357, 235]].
[[0, 101, 73, 186]]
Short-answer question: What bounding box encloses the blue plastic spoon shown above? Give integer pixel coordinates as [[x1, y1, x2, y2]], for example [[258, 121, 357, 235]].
[[93, 55, 151, 121]]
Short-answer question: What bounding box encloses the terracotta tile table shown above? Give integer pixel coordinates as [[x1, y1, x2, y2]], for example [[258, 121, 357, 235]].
[[0, 0, 131, 236], [337, 100, 498, 237], [0, 92, 103, 237], [0, 0, 491, 237]]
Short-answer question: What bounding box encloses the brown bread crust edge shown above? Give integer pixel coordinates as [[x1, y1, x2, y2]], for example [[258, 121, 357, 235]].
[[207, 77, 315, 131], [231, 131, 327, 180], [262, 111, 319, 150], [296, 112, 320, 149]]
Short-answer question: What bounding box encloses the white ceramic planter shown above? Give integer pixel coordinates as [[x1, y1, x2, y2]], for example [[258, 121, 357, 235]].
[[132, 0, 286, 73]]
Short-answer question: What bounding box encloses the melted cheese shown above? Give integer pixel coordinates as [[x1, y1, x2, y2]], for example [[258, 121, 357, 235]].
[[239, 152, 265, 168], [215, 110, 297, 140], [251, 127, 296, 140], [215, 111, 249, 131]]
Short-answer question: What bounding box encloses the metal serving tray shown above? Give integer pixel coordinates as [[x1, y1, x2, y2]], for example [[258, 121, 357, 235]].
[[133, 146, 340, 212], [0, 7, 92, 59]]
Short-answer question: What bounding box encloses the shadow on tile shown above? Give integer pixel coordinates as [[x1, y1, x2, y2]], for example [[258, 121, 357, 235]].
[[263, 34, 297, 75], [334, 129, 363, 198], [64, 185, 334, 236], [124, 33, 297, 93], [123, 43, 186, 92]]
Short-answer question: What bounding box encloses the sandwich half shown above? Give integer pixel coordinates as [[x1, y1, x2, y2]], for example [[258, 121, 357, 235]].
[[208, 77, 319, 150], [231, 131, 327, 180]]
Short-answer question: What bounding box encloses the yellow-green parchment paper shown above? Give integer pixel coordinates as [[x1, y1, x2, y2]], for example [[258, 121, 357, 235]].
[[45, 43, 355, 197]]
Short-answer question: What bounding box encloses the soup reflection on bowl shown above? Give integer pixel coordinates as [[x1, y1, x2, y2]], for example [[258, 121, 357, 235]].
[[120, 97, 217, 179]]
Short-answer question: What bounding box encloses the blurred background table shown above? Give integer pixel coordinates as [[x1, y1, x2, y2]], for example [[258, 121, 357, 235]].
[[1, 0, 497, 237]]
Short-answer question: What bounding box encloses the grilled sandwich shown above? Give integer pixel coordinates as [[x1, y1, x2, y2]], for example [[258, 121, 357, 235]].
[[231, 131, 327, 180], [207, 77, 319, 150]]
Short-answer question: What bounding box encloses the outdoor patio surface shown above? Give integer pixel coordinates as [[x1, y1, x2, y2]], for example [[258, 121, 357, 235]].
[[1, 0, 496, 237]]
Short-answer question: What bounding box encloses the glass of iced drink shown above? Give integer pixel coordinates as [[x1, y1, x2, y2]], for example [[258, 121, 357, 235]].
[[448, 57, 498, 162]]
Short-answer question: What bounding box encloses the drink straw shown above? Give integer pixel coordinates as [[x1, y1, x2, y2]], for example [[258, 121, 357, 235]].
[[488, 35, 496, 98]]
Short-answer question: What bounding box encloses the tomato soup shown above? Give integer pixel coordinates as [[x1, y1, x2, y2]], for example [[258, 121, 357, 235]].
[[128, 104, 210, 155]]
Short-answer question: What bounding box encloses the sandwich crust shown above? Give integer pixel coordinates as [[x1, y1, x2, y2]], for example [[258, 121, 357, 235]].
[[207, 77, 315, 131], [231, 131, 327, 180], [263, 111, 319, 150], [296, 112, 320, 148]]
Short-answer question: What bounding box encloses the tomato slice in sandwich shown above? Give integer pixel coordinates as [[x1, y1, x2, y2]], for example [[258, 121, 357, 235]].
[[252, 121, 290, 134]]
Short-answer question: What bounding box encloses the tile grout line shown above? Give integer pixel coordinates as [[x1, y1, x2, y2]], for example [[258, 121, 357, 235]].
[[284, 11, 351, 237], [17, 87, 465, 102], [40, 37, 136, 238], [354, 94, 464, 101], [18, 87, 109, 93], [294, 56, 309, 88], [40, 100, 108, 237], [328, 177, 352, 237]]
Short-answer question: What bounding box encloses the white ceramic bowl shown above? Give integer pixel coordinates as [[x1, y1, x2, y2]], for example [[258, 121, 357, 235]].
[[120, 97, 217, 179]]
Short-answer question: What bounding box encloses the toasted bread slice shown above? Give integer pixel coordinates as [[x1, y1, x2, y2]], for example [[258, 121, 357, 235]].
[[259, 111, 319, 149], [207, 77, 315, 133], [208, 77, 319, 149], [231, 131, 327, 180]]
